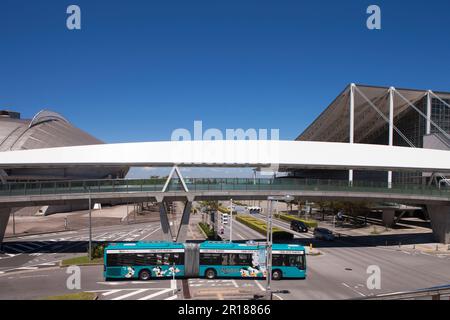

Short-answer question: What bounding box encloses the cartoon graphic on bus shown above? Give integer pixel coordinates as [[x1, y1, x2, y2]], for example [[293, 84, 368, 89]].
[[239, 251, 267, 277], [152, 265, 181, 277], [124, 266, 135, 278]]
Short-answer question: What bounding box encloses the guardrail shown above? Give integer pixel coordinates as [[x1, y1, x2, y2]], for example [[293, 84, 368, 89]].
[[0, 178, 450, 199], [362, 285, 450, 300]]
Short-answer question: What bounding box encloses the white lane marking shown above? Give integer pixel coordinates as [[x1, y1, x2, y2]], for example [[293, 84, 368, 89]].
[[95, 281, 157, 285], [342, 282, 366, 297], [15, 267, 39, 270], [141, 227, 162, 240], [138, 288, 173, 300], [88, 288, 168, 293], [273, 294, 283, 300], [165, 295, 177, 300], [112, 289, 149, 300], [231, 280, 239, 288], [0, 259, 62, 274], [38, 262, 56, 266], [171, 279, 177, 290], [254, 280, 266, 291], [131, 281, 156, 284], [236, 232, 245, 240]]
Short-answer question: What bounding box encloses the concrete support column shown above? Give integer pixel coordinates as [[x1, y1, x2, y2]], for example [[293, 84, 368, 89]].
[[427, 205, 450, 244], [388, 87, 394, 189], [382, 209, 396, 228], [0, 208, 11, 245], [349, 83, 355, 186], [175, 200, 192, 243], [158, 201, 173, 242], [426, 91, 432, 135]]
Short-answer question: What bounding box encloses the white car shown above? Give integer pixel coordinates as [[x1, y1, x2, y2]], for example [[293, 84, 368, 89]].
[[221, 213, 229, 225]]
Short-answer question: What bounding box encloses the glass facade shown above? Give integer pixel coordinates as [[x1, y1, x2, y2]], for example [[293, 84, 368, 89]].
[[290, 94, 450, 186], [392, 97, 450, 184]]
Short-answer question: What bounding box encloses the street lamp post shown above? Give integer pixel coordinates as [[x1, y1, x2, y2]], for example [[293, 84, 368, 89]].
[[88, 195, 92, 261], [266, 195, 294, 300], [266, 200, 273, 294], [229, 198, 233, 242]]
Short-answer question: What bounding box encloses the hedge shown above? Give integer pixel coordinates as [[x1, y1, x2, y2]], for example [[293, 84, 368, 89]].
[[198, 222, 216, 239], [236, 215, 293, 241], [274, 214, 318, 228], [218, 207, 230, 214]]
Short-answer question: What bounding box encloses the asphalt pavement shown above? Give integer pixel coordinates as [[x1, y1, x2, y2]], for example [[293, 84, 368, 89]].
[[1, 215, 450, 300]]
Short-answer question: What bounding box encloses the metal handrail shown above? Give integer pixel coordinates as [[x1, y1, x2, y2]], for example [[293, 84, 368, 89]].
[[361, 285, 450, 300], [0, 177, 450, 198]]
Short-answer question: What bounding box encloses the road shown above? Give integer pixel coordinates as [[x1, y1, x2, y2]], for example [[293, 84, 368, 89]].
[[219, 213, 450, 299], [0, 221, 163, 274], [0, 265, 180, 300], [1, 215, 450, 300]]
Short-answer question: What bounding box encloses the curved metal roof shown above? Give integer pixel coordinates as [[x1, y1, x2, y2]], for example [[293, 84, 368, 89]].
[[29, 110, 70, 128], [0, 109, 103, 152]]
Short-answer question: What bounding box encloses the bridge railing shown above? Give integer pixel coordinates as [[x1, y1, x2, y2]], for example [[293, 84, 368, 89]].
[[0, 177, 450, 198], [360, 285, 450, 300]]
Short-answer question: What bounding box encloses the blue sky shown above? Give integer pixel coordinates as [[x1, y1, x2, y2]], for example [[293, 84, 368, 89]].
[[1, 0, 450, 177]]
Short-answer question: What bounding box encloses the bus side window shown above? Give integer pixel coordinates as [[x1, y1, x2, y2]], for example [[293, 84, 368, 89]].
[[163, 253, 171, 265]]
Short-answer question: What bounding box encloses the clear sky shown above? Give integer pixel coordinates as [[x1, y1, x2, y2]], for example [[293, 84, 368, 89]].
[[1, 0, 450, 177]]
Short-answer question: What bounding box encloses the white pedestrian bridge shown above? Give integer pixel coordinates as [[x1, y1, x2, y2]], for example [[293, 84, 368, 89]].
[[0, 140, 450, 244], [1, 140, 450, 172]]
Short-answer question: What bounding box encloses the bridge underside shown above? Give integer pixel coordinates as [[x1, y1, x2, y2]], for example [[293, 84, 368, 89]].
[[1, 192, 450, 244]]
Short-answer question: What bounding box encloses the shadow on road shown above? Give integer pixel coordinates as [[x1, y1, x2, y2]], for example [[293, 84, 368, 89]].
[[292, 232, 436, 248], [1, 241, 91, 254], [0, 232, 437, 254]]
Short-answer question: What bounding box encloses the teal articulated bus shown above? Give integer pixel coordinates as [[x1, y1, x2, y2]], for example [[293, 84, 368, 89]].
[[104, 241, 306, 281]]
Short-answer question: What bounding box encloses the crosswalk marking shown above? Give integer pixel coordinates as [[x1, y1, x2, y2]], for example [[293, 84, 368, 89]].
[[112, 289, 149, 300], [14, 243, 37, 251], [165, 295, 177, 300], [138, 288, 173, 300], [102, 289, 122, 296], [111, 229, 139, 241]]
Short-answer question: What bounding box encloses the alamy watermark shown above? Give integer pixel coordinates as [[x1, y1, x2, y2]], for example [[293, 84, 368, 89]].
[[171, 120, 279, 141], [366, 265, 381, 290], [66, 265, 81, 290], [171, 121, 281, 175], [366, 5, 381, 30], [66, 5, 81, 30]]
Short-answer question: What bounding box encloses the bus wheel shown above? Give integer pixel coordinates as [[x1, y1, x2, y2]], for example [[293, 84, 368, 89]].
[[139, 269, 151, 281], [272, 270, 282, 281], [205, 269, 216, 279]]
